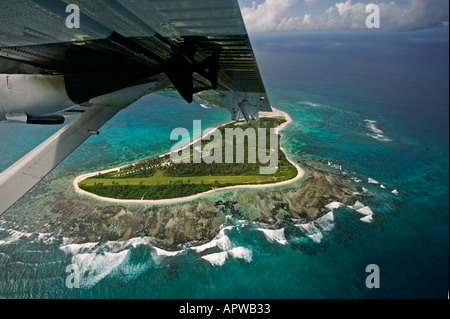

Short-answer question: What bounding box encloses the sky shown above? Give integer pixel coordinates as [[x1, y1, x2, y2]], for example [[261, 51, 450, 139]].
[[237, 0, 450, 32]]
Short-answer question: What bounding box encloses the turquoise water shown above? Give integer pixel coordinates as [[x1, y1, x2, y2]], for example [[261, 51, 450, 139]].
[[0, 30, 448, 299]]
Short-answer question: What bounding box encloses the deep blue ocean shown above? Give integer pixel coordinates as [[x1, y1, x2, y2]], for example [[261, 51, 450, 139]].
[[0, 29, 448, 299]]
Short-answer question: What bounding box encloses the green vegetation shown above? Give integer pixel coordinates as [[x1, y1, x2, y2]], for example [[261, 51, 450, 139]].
[[79, 117, 299, 200]]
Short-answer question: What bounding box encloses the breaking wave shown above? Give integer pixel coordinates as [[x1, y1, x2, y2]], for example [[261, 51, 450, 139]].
[[364, 119, 392, 142], [0, 228, 55, 246], [257, 228, 288, 245], [0, 196, 379, 291], [302, 100, 322, 107], [295, 211, 336, 243], [348, 200, 375, 223]]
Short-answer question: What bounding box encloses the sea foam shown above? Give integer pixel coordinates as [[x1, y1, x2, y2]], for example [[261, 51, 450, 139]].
[[228, 247, 253, 262], [295, 211, 335, 243], [70, 250, 129, 288], [349, 200, 365, 210], [348, 201, 375, 223], [357, 206, 374, 216], [257, 228, 287, 245], [201, 247, 253, 267], [60, 242, 99, 255], [60, 236, 186, 288], [364, 119, 392, 142], [191, 235, 232, 253], [0, 228, 54, 246], [360, 215, 374, 223], [196, 223, 253, 267], [57, 220, 251, 283], [201, 251, 229, 266], [303, 101, 321, 107], [325, 201, 344, 210]]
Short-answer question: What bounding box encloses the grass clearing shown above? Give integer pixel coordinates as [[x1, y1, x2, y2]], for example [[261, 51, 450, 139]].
[[80, 170, 278, 187]]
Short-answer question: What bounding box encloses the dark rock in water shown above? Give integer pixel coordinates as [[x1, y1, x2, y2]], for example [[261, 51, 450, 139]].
[[2, 161, 358, 250]]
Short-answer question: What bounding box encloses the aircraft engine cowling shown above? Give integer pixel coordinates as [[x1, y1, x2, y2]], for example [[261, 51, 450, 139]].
[[0, 74, 75, 123]]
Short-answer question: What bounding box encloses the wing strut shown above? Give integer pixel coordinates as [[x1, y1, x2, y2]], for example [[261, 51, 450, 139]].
[[0, 82, 157, 215]]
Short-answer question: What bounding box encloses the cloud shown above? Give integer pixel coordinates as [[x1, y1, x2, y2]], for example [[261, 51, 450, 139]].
[[303, 13, 312, 25], [241, 0, 450, 32], [393, 0, 450, 31], [241, 0, 301, 32], [304, 0, 319, 7], [323, 0, 368, 29]]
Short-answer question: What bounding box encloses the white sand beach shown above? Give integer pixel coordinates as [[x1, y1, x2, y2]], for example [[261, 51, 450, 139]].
[[73, 107, 305, 205]]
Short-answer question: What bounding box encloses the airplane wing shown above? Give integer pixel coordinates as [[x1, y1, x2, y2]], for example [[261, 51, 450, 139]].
[[0, 0, 271, 214], [0, 82, 158, 214], [0, 0, 271, 118]]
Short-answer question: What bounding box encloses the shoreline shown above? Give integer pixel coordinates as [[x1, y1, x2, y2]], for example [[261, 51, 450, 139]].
[[73, 107, 305, 205]]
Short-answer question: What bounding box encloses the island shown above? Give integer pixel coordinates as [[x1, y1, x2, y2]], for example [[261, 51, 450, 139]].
[[62, 108, 359, 247], [75, 108, 304, 203]]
